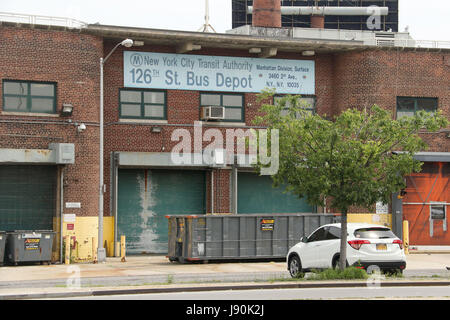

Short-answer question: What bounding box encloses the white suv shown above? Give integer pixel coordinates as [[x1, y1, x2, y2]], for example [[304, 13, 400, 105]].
[[287, 223, 406, 277]]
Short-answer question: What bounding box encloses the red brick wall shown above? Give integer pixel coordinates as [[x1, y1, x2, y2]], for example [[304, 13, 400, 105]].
[[332, 50, 450, 152], [0, 26, 103, 217], [101, 41, 449, 217], [2, 26, 449, 219], [101, 43, 323, 215]]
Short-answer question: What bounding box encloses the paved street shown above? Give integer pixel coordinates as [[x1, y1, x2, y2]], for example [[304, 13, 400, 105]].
[[54, 285, 450, 300], [0, 253, 450, 300]]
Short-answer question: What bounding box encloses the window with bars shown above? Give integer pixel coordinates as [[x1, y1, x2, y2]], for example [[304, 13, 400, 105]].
[[2, 80, 56, 113], [200, 92, 244, 122], [119, 89, 166, 120], [396, 97, 438, 119]]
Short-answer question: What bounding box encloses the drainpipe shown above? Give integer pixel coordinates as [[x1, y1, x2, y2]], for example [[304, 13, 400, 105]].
[[232, 164, 238, 214], [211, 170, 214, 214], [59, 167, 64, 263]]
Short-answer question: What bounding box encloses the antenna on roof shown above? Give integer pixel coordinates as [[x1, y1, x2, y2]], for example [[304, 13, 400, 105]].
[[198, 0, 216, 33]]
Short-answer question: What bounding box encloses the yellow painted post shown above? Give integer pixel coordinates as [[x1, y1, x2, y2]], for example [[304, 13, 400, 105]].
[[403, 220, 409, 255], [64, 236, 71, 265], [120, 235, 126, 262], [92, 237, 98, 263], [70, 237, 75, 262]]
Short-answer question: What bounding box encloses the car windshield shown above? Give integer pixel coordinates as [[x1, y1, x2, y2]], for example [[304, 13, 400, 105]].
[[354, 227, 396, 239]]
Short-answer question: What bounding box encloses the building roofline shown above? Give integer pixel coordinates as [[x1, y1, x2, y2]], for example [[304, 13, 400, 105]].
[[83, 23, 372, 53], [84, 24, 450, 54], [0, 18, 448, 54]]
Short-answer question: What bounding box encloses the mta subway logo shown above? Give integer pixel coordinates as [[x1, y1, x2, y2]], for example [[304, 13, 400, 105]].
[[130, 53, 143, 67]]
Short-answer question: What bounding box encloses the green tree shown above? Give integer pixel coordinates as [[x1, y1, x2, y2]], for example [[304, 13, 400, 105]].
[[253, 91, 448, 270]]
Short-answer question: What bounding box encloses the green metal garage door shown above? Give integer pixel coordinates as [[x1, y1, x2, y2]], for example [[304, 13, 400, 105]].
[[118, 169, 206, 254], [238, 172, 314, 214], [0, 165, 56, 231]]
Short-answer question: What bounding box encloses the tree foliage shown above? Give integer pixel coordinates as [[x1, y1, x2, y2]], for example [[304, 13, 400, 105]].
[[253, 90, 448, 269]]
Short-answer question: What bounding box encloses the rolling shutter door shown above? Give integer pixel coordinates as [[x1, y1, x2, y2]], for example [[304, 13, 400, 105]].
[[238, 172, 314, 214], [118, 169, 206, 254], [0, 165, 56, 231]]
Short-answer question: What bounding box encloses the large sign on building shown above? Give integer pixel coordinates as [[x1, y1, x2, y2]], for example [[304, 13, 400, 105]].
[[124, 51, 315, 94]]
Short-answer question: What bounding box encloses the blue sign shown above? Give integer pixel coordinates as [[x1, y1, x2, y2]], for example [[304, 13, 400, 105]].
[[124, 51, 315, 94]]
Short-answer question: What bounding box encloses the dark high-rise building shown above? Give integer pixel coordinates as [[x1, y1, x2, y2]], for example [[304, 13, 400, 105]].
[[232, 0, 399, 32]]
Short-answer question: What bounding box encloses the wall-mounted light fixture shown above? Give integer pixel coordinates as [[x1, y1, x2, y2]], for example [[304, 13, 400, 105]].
[[151, 126, 162, 133], [61, 103, 74, 116], [302, 50, 315, 56]]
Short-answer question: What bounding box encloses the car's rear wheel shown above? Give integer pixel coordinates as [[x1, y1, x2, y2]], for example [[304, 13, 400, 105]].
[[384, 268, 403, 276], [288, 255, 304, 278]]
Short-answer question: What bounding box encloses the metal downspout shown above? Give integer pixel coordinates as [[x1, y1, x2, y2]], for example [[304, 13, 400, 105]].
[[60, 167, 64, 263], [113, 152, 119, 257], [211, 170, 214, 214]]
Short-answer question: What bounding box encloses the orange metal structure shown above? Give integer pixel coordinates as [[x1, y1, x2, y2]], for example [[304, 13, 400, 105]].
[[402, 162, 450, 245]]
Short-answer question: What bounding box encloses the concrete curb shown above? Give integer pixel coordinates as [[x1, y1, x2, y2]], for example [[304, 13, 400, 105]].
[[2, 280, 450, 300], [1, 269, 448, 289]]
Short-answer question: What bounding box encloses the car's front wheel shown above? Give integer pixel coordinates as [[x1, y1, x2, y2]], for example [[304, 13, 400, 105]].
[[288, 255, 304, 278], [332, 255, 349, 269]]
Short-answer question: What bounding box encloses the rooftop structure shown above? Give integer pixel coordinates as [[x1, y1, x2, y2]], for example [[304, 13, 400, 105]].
[[232, 0, 399, 31]]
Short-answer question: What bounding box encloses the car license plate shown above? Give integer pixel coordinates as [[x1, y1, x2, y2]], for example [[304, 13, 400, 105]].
[[376, 244, 387, 251]]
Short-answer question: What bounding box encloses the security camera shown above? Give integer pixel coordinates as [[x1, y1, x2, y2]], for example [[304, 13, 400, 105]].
[[77, 123, 86, 133]]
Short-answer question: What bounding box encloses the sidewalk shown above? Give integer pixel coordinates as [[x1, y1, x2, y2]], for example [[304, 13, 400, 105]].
[[0, 254, 449, 299]]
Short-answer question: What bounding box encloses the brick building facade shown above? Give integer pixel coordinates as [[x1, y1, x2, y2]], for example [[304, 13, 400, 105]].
[[0, 12, 448, 260]]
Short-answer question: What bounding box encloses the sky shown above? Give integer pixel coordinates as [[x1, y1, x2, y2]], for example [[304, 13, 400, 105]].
[[0, 0, 449, 41]]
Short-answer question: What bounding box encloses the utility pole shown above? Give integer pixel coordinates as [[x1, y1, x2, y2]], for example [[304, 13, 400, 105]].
[[97, 39, 134, 263]]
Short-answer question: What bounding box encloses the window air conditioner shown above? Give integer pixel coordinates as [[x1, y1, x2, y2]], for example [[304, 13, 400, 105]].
[[201, 106, 225, 120]]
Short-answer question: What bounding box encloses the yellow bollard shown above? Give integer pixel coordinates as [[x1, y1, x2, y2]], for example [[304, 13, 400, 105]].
[[92, 237, 98, 263], [403, 220, 409, 255], [120, 235, 126, 262], [64, 236, 71, 265]]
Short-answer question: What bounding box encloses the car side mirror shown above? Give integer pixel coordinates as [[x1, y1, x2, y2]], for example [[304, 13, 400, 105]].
[[301, 236, 308, 243]]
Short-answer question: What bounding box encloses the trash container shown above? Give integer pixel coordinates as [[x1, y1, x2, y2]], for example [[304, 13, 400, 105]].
[[167, 213, 337, 263], [0, 231, 6, 266], [5, 230, 56, 265]]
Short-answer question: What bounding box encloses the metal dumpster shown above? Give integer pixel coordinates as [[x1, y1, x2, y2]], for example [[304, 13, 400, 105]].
[[167, 214, 337, 263], [0, 232, 5, 266], [5, 230, 56, 265]]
